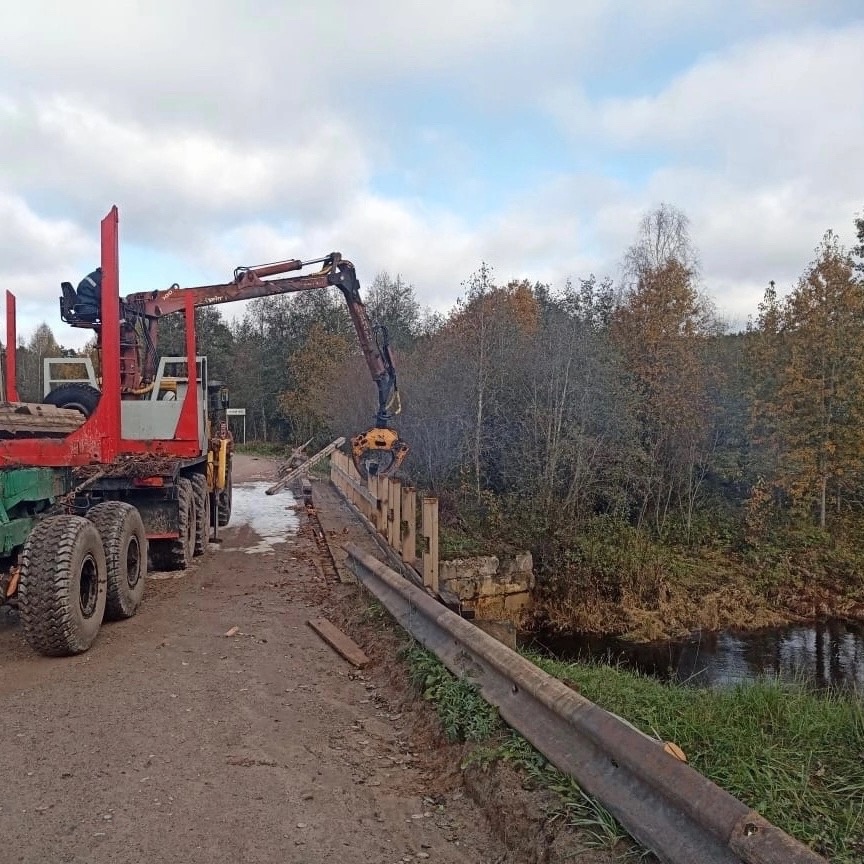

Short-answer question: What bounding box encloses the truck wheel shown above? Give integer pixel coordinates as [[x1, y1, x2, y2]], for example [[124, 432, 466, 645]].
[[217, 464, 232, 527], [191, 474, 210, 556], [19, 515, 107, 656], [43, 383, 102, 417], [162, 478, 195, 571], [88, 502, 147, 620]]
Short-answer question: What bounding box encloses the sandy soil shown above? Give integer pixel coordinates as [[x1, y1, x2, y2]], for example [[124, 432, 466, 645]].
[[0, 455, 511, 864]]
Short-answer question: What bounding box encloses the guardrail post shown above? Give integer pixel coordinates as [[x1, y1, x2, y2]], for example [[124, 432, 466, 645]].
[[388, 479, 401, 550], [378, 477, 390, 536], [401, 486, 416, 563], [354, 461, 365, 514], [350, 462, 360, 516], [367, 473, 378, 528], [421, 497, 439, 593]]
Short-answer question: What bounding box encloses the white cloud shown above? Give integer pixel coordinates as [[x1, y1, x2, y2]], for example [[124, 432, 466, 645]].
[[0, 194, 97, 347], [0, 2, 862, 350], [548, 24, 864, 320]]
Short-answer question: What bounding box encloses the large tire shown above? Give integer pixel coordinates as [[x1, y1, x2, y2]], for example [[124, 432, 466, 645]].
[[150, 479, 195, 572], [43, 383, 101, 417], [217, 463, 232, 528], [19, 515, 107, 656], [88, 502, 147, 620], [190, 473, 210, 556]]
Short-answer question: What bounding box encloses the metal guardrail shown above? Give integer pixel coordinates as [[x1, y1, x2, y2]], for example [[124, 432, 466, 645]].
[[343, 543, 826, 864]]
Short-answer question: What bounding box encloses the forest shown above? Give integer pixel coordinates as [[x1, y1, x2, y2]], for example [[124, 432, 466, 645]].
[[15, 204, 864, 637]]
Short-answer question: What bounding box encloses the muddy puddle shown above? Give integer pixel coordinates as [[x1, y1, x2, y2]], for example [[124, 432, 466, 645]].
[[524, 619, 864, 690], [226, 482, 300, 553]]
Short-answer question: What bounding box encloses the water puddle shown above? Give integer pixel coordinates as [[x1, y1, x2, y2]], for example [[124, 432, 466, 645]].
[[524, 620, 864, 690], [227, 482, 300, 553]]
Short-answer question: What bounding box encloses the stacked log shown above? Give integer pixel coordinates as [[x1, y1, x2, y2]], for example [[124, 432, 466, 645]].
[[0, 403, 86, 439]]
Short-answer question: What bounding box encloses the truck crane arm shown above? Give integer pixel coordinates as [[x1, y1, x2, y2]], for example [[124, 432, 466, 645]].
[[63, 253, 409, 477]]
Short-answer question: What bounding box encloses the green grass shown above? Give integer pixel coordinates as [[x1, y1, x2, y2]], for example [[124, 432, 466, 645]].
[[402, 643, 502, 742], [529, 654, 864, 863], [399, 638, 864, 861], [438, 525, 502, 559], [401, 643, 634, 855]]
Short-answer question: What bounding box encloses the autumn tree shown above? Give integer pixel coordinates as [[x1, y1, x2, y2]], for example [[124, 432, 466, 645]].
[[852, 209, 864, 276], [227, 291, 352, 441], [279, 323, 352, 445], [512, 288, 640, 523], [612, 207, 719, 538], [449, 267, 540, 496], [765, 232, 864, 529]]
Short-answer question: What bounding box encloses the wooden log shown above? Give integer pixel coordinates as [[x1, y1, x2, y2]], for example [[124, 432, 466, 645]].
[[307, 617, 370, 668], [421, 497, 439, 593], [401, 486, 416, 563], [265, 437, 344, 495]]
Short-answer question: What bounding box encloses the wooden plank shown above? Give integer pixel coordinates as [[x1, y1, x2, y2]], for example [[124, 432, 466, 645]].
[[307, 617, 370, 668], [388, 479, 401, 550], [332, 464, 376, 507], [0, 405, 81, 421], [368, 473, 379, 529], [0, 416, 82, 429], [265, 437, 344, 495], [378, 477, 390, 536], [0, 402, 84, 438], [401, 485, 416, 563], [422, 497, 439, 592], [0, 427, 80, 438], [348, 457, 361, 512]]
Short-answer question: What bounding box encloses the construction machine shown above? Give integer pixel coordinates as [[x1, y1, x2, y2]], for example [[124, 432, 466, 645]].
[[0, 206, 406, 658], [56, 248, 409, 478]]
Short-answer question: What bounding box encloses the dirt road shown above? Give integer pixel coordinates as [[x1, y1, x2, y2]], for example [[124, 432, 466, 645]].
[[0, 455, 508, 864]]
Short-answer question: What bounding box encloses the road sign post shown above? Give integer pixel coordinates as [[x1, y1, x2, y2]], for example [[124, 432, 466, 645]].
[[226, 407, 246, 444]]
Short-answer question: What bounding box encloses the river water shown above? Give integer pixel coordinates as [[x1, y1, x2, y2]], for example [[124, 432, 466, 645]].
[[523, 619, 864, 690]]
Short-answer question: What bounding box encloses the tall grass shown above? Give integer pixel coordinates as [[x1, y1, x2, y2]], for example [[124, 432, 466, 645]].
[[530, 654, 864, 862], [398, 620, 864, 861], [402, 643, 501, 741], [403, 643, 635, 854]]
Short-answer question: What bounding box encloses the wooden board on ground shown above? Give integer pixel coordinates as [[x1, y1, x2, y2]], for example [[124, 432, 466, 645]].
[[306, 617, 370, 668]]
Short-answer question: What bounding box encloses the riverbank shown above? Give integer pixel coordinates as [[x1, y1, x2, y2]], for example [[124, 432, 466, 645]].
[[525, 618, 864, 690], [525, 528, 864, 642]]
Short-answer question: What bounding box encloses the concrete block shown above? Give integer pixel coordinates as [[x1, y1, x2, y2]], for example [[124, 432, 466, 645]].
[[473, 619, 517, 649], [444, 575, 481, 601], [503, 591, 532, 615], [474, 595, 505, 619], [443, 556, 498, 577]]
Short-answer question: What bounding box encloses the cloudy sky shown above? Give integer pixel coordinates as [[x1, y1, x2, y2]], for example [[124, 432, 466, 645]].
[[1, 1, 862, 347]]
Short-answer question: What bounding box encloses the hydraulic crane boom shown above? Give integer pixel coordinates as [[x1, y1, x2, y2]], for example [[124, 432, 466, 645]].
[[61, 253, 409, 477]]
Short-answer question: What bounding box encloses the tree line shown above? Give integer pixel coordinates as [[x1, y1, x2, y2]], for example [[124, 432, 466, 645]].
[[15, 204, 864, 608]]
